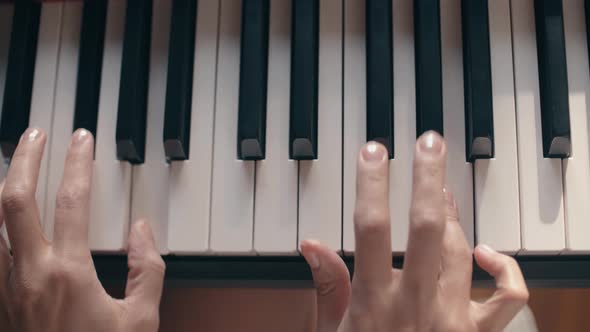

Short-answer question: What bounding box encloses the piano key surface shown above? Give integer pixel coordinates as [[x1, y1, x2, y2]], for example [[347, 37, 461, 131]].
[[562, 0, 590, 253], [253, 0, 298, 255], [167, 0, 217, 254], [209, 0, 256, 254], [90, 0, 131, 252], [29, 2, 63, 226], [474, 0, 521, 254], [163, 0, 197, 162], [44, 1, 83, 241], [3, 0, 590, 284], [512, 0, 566, 254], [0, 0, 41, 159], [297, 0, 343, 252], [130, 0, 171, 254], [441, 0, 474, 248]]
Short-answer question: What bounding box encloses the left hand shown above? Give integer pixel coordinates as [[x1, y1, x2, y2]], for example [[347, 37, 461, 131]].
[[0, 128, 165, 332]]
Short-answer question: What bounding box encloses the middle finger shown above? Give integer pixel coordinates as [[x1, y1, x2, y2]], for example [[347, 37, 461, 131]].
[[353, 142, 392, 287], [402, 131, 447, 298], [53, 129, 94, 254]]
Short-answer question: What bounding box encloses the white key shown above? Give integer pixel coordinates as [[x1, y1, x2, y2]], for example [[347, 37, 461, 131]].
[[342, 0, 365, 254], [390, 0, 416, 253], [441, 0, 474, 248], [0, 2, 12, 241], [210, 0, 255, 254], [473, 0, 521, 253], [253, 0, 298, 255], [44, 2, 82, 241], [167, 0, 218, 254], [89, 0, 131, 252], [130, 0, 171, 254], [298, 0, 342, 251], [562, 0, 590, 253], [29, 3, 63, 224], [511, 0, 565, 254]]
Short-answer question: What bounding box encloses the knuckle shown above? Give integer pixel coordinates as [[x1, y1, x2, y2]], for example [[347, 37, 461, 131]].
[[45, 262, 73, 285], [354, 206, 390, 236], [2, 185, 34, 213], [410, 207, 444, 235], [501, 284, 529, 305], [133, 254, 166, 276], [55, 185, 89, 210], [314, 278, 339, 298], [130, 310, 159, 332], [446, 242, 472, 263], [13, 278, 44, 309]]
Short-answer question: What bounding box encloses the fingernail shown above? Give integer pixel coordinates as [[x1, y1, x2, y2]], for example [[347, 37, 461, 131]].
[[479, 244, 496, 255], [73, 128, 90, 143], [137, 220, 150, 236], [418, 131, 443, 154], [22, 128, 41, 142], [306, 251, 320, 270], [443, 187, 456, 209], [361, 141, 386, 163]]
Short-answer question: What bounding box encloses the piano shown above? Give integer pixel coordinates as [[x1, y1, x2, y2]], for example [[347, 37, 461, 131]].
[[0, 0, 589, 288]]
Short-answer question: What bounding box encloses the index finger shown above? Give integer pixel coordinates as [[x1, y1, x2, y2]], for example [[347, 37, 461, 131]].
[[401, 131, 447, 296], [2, 128, 48, 261], [353, 142, 392, 287]]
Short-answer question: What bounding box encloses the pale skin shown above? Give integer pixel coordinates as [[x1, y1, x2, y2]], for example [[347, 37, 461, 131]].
[[0, 128, 528, 332], [300, 131, 529, 332], [0, 128, 165, 332]]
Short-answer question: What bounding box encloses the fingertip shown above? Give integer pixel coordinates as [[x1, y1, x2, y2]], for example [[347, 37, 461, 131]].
[[360, 141, 388, 164], [72, 128, 94, 144], [129, 220, 157, 253], [21, 127, 46, 143], [300, 239, 328, 270], [416, 131, 445, 156], [474, 244, 505, 275]]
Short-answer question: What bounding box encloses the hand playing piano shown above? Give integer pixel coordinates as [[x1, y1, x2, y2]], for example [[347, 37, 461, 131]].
[[0, 128, 165, 332], [300, 131, 529, 332]]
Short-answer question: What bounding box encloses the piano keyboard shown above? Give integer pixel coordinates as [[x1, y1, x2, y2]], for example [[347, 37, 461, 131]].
[[1, 0, 590, 284]]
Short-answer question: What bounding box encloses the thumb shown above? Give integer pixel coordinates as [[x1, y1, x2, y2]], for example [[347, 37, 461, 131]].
[[473, 244, 529, 332], [124, 220, 165, 313], [301, 239, 351, 332]]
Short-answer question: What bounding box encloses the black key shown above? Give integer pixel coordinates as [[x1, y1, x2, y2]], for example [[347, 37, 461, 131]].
[[289, 0, 318, 160], [74, 0, 108, 139], [414, 0, 443, 137], [237, 0, 269, 161], [116, 0, 152, 164], [0, 0, 40, 158], [462, 0, 494, 161], [163, 0, 197, 161], [366, 0, 394, 159], [534, 0, 570, 158]]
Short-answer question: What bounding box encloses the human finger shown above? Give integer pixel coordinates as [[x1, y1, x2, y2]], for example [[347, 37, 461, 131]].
[[1, 128, 48, 261], [473, 245, 529, 331], [353, 142, 392, 287], [402, 131, 447, 299], [301, 239, 351, 332], [438, 189, 472, 305], [53, 129, 94, 254]]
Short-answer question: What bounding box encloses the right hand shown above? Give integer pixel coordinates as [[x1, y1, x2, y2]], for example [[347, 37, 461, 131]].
[[301, 131, 529, 332]]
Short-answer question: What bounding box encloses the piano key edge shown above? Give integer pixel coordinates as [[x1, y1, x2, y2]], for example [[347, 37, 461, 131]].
[[93, 254, 590, 288]]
